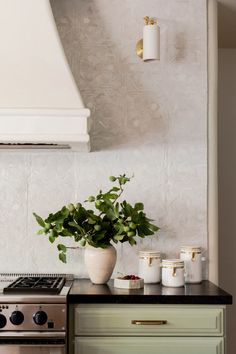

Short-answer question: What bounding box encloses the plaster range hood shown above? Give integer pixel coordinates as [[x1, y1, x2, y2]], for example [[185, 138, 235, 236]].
[[0, 0, 90, 151]]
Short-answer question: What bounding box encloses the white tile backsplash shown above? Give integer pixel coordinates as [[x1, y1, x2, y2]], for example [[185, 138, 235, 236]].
[[0, 0, 208, 278]]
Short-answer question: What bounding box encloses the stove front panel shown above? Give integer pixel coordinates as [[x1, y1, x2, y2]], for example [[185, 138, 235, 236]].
[[0, 304, 66, 332]]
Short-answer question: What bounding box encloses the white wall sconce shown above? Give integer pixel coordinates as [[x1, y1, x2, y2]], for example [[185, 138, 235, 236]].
[[136, 16, 160, 61]]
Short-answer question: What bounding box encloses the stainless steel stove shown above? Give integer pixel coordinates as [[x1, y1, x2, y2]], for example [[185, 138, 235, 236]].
[[0, 273, 73, 354]]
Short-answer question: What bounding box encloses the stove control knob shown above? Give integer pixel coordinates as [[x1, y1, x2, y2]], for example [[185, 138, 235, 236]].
[[0, 314, 7, 328], [33, 311, 48, 326], [10, 311, 24, 325]]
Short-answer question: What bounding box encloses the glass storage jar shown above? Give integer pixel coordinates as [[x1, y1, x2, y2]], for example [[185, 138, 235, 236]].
[[138, 250, 161, 283], [162, 259, 185, 287], [180, 246, 202, 283]]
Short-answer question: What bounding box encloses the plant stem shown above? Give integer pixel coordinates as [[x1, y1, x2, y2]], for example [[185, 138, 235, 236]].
[[97, 181, 124, 218], [112, 181, 124, 205]]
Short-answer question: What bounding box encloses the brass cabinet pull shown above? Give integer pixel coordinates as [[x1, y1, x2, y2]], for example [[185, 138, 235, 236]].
[[131, 320, 167, 325]]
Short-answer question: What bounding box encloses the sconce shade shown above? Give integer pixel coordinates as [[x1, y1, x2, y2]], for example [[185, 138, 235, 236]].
[[143, 24, 160, 61]]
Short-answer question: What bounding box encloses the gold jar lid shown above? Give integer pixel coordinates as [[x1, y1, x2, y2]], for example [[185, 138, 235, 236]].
[[139, 250, 161, 258], [162, 259, 184, 268], [180, 246, 202, 254]]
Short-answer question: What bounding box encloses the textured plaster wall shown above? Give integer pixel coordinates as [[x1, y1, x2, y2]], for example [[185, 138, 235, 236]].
[[0, 0, 208, 277]]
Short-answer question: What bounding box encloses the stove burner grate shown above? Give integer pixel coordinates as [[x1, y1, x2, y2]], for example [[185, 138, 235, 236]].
[[3, 276, 65, 294]]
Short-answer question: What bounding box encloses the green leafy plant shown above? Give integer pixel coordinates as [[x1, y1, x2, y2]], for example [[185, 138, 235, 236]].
[[33, 174, 160, 263]]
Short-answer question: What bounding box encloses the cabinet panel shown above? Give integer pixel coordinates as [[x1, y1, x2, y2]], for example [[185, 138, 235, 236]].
[[74, 304, 224, 336], [75, 337, 224, 354]]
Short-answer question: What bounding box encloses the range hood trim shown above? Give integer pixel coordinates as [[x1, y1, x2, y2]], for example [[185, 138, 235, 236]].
[[0, 108, 91, 151]]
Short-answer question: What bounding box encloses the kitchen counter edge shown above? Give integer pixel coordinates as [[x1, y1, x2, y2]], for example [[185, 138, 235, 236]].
[[68, 279, 233, 305]]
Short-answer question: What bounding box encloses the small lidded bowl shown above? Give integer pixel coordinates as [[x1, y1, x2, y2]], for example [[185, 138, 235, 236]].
[[161, 259, 185, 287]]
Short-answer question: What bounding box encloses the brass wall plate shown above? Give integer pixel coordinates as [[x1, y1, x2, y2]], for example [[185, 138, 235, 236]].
[[136, 38, 143, 59]]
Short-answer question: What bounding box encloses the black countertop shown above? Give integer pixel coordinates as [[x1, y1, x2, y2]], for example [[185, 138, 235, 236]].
[[68, 279, 232, 305]]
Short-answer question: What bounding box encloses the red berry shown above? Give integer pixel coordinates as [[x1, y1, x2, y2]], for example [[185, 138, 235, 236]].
[[121, 274, 140, 280]]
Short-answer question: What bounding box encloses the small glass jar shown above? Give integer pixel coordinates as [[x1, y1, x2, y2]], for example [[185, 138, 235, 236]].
[[162, 259, 185, 287], [138, 250, 161, 283], [180, 246, 202, 283]]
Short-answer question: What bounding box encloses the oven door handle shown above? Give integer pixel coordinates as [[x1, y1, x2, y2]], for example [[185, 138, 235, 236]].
[[0, 331, 65, 338], [0, 344, 65, 347]]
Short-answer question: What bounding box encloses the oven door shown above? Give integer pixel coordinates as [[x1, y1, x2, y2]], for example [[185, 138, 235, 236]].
[[0, 346, 65, 354], [0, 336, 66, 354]]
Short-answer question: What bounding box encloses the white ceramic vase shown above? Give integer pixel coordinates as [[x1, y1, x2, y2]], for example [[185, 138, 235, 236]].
[[84, 245, 117, 284]]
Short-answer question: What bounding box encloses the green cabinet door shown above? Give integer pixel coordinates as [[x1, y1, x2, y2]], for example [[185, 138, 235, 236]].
[[74, 304, 224, 336], [75, 337, 224, 354]]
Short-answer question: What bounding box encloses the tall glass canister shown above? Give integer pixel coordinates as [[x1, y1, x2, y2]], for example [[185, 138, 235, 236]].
[[180, 246, 202, 283]]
